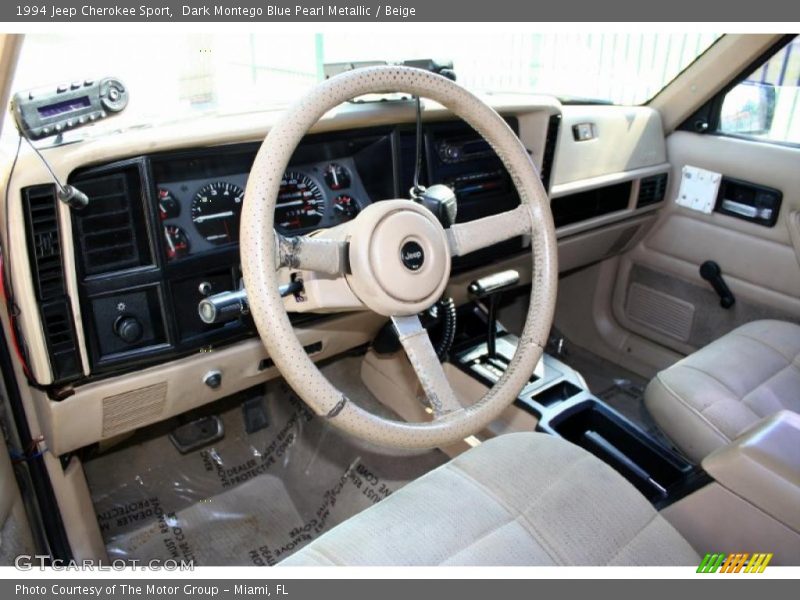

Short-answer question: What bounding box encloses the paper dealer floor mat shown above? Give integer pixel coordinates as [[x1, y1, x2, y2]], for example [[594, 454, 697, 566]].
[[83, 357, 448, 565]]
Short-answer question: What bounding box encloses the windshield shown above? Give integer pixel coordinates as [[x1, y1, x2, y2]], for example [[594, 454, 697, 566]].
[[9, 32, 720, 135]]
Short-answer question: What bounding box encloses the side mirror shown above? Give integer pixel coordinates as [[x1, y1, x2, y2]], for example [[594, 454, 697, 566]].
[[719, 81, 776, 136]]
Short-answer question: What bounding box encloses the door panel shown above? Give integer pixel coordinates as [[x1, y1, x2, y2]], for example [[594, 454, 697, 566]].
[[0, 431, 35, 564], [613, 131, 800, 355]]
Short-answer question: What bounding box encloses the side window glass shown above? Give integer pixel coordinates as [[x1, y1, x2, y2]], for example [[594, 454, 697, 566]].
[[719, 35, 800, 144]]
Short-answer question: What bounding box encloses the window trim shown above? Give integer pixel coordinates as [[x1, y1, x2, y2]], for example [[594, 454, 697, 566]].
[[678, 33, 799, 148], [642, 34, 725, 108]]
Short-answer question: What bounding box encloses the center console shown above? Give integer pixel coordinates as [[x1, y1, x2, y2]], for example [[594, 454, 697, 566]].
[[450, 286, 704, 507]]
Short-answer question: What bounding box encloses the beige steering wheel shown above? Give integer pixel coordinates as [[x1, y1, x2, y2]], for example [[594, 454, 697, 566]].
[[241, 66, 557, 449]]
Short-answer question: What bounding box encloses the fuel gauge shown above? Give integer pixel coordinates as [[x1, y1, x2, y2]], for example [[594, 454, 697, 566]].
[[324, 163, 351, 190], [164, 225, 190, 261]]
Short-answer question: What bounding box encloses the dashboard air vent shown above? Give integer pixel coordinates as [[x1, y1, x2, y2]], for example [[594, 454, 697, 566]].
[[22, 185, 81, 383], [71, 166, 151, 276], [540, 114, 561, 192], [550, 181, 632, 228], [637, 173, 668, 208], [23, 185, 65, 300]]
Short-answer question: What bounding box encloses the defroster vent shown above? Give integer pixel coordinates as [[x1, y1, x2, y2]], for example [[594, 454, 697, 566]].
[[22, 184, 81, 383]]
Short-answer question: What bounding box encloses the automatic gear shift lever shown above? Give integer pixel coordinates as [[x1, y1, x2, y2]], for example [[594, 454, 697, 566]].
[[468, 270, 520, 358]]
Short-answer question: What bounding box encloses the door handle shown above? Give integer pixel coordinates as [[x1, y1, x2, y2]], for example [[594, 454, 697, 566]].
[[720, 199, 773, 222]]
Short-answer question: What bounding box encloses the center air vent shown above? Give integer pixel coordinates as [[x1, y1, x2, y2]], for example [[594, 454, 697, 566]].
[[637, 173, 669, 208], [22, 184, 81, 383], [71, 166, 152, 276]]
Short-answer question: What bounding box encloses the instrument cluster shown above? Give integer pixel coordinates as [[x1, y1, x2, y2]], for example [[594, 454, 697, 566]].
[[156, 157, 369, 262]]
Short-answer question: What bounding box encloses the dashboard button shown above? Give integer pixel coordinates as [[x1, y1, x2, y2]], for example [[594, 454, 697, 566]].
[[203, 370, 222, 389], [113, 316, 144, 344]]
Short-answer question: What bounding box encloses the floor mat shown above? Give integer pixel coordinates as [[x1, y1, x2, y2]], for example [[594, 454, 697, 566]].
[[556, 343, 676, 450], [83, 357, 447, 565]]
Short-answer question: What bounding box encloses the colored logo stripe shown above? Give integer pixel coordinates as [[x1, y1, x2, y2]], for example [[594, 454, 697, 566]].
[[745, 553, 773, 573], [697, 553, 726, 573], [697, 553, 773, 573]]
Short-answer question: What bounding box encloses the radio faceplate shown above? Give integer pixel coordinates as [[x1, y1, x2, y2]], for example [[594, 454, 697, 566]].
[[436, 136, 496, 164], [11, 76, 128, 140]]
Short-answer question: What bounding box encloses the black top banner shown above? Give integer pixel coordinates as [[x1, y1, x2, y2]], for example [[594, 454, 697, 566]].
[[3, 0, 800, 22]]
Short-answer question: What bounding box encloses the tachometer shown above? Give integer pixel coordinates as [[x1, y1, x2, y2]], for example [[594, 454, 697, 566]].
[[276, 171, 324, 231], [191, 181, 244, 245]]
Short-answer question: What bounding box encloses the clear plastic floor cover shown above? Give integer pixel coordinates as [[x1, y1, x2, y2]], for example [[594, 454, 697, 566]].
[[83, 359, 447, 565]]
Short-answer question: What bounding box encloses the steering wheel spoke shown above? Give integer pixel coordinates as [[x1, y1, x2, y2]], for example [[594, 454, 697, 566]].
[[446, 205, 531, 257], [392, 315, 463, 418], [275, 231, 348, 276]]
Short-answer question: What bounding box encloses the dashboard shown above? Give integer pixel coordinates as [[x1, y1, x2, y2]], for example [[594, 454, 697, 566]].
[[14, 99, 672, 404], [8, 97, 675, 456], [18, 119, 536, 384]]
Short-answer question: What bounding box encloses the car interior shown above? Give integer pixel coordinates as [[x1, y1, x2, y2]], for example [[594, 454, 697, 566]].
[[0, 32, 798, 567]]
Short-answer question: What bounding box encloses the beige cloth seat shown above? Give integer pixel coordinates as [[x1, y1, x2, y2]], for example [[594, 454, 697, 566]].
[[645, 320, 800, 463], [281, 432, 698, 566]]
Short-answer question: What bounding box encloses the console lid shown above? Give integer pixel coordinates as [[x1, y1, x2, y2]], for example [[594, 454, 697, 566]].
[[702, 410, 800, 532]]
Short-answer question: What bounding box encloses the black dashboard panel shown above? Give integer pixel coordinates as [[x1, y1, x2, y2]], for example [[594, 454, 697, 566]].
[[67, 128, 398, 378], [53, 118, 556, 384], [150, 142, 380, 264], [421, 118, 524, 272]]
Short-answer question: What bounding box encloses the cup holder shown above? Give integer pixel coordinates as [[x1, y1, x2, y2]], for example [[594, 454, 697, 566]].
[[547, 400, 693, 501], [529, 380, 582, 407]]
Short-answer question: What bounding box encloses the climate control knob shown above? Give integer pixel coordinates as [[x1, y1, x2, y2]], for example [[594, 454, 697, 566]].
[[113, 316, 143, 344]]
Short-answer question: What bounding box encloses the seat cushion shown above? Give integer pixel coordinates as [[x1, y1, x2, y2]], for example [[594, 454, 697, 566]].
[[281, 432, 698, 566], [645, 320, 800, 463]]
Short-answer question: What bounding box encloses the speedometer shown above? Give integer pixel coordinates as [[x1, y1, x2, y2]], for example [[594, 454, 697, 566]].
[[191, 181, 244, 245], [276, 171, 324, 231]]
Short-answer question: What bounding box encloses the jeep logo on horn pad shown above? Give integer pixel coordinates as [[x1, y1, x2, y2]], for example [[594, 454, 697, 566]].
[[400, 241, 425, 271]]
